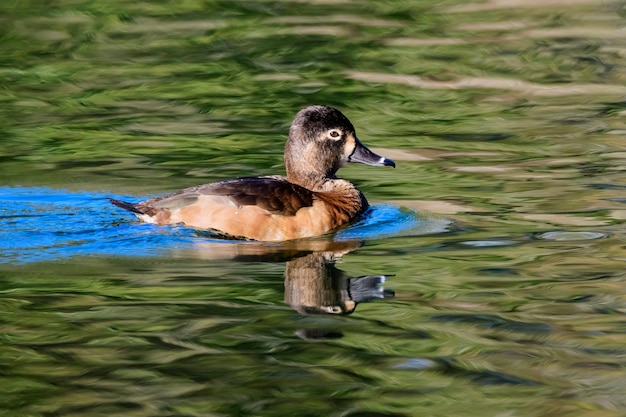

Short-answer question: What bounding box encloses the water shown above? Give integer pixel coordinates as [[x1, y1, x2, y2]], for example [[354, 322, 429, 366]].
[[2, 0, 626, 416]]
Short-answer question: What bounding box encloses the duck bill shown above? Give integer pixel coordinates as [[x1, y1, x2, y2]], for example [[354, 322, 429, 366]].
[[348, 137, 396, 168]]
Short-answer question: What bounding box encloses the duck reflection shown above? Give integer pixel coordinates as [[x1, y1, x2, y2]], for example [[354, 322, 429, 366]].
[[285, 250, 393, 315], [183, 237, 394, 316]]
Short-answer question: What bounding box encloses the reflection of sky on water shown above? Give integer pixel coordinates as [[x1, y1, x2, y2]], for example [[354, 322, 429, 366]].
[[334, 203, 450, 241], [1, 187, 196, 264], [0, 187, 450, 264]]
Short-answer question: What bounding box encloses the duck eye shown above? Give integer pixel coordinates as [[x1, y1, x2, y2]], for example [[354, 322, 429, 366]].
[[327, 129, 342, 140]]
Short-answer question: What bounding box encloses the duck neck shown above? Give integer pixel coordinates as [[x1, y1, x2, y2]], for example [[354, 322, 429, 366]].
[[289, 168, 367, 210], [286, 170, 334, 191]]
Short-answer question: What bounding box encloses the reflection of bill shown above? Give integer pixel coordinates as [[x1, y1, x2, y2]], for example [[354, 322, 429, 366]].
[[285, 251, 394, 316]]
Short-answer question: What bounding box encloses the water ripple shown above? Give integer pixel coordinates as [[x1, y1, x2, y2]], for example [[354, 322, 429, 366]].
[[535, 231, 609, 241]]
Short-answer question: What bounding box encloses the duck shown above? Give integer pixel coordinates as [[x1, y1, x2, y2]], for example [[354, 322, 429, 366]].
[[109, 105, 395, 241]]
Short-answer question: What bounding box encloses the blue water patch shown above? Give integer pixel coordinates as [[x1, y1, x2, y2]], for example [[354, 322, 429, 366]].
[[334, 204, 450, 241], [0, 187, 450, 264], [0, 187, 197, 264]]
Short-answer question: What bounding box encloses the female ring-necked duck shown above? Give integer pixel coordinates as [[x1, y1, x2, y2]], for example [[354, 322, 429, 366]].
[[110, 105, 395, 241]]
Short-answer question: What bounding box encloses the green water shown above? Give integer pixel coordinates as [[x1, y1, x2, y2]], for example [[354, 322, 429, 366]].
[[2, 0, 626, 416]]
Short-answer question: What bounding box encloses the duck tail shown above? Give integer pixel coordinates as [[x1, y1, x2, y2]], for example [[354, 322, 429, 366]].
[[108, 198, 145, 215]]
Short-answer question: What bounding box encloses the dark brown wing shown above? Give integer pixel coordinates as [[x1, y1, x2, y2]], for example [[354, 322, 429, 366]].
[[171, 176, 315, 216], [109, 198, 144, 214]]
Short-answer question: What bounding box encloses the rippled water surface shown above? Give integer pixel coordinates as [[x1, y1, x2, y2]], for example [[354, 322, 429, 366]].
[[2, 0, 626, 416]]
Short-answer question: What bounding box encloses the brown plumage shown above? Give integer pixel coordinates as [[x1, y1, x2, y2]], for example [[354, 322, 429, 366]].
[[109, 105, 395, 241]]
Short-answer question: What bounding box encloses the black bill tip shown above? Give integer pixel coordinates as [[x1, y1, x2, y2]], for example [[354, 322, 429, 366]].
[[382, 158, 396, 168]]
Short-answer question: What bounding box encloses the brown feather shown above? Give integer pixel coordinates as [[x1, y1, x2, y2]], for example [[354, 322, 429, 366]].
[[190, 176, 314, 216], [315, 188, 368, 229]]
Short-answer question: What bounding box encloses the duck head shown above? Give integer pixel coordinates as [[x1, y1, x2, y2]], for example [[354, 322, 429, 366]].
[[284, 105, 395, 188]]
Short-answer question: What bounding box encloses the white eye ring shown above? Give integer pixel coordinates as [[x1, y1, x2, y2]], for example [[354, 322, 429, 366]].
[[327, 129, 342, 140]]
